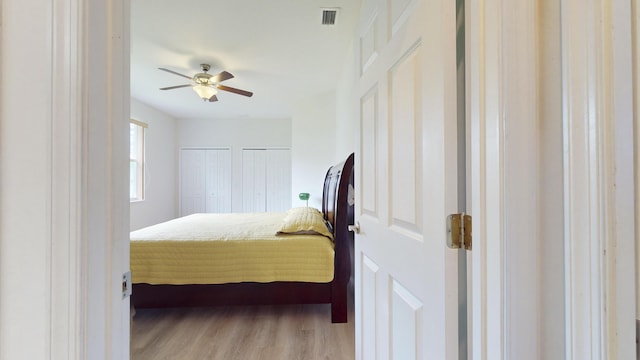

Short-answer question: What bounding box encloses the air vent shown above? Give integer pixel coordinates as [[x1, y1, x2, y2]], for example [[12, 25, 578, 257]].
[[321, 8, 339, 25]]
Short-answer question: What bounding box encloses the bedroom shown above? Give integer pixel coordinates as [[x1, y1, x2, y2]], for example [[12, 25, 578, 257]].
[[129, 0, 639, 358], [128, 1, 362, 358], [129, 1, 361, 231], [1, 0, 637, 358]]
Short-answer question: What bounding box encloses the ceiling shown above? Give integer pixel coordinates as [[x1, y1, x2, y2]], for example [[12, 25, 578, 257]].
[[131, 0, 362, 120]]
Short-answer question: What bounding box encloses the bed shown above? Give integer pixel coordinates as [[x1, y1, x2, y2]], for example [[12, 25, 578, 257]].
[[130, 153, 354, 323]]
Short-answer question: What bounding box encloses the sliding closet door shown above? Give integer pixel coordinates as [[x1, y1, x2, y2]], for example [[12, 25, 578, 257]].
[[180, 148, 232, 216]]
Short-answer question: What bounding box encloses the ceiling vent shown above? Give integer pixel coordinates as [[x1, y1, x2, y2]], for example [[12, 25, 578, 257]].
[[321, 8, 339, 25]]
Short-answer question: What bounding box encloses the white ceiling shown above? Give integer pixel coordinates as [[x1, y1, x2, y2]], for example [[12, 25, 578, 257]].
[[131, 0, 362, 120]]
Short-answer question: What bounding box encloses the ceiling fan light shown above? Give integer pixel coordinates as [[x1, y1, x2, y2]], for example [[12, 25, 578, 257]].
[[192, 85, 217, 100]]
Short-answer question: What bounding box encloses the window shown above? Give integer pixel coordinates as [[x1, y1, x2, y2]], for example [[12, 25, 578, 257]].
[[130, 119, 147, 201]]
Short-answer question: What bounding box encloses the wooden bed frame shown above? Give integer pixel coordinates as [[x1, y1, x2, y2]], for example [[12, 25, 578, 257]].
[[132, 153, 355, 323]]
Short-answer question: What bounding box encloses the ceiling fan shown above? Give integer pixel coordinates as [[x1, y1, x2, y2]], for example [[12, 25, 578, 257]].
[[158, 64, 253, 102]]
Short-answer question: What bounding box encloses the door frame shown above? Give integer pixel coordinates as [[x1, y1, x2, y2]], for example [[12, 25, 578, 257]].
[[466, 0, 541, 358], [636, 0, 640, 353], [51, 0, 131, 357], [2, 0, 129, 358], [561, 0, 636, 358], [467, 0, 636, 359]]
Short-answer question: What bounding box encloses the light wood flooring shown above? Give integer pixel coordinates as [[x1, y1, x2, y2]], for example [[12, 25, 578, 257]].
[[131, 293, 355, 360]]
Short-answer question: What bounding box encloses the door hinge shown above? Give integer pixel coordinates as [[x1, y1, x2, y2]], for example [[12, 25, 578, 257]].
[[446, 213, 472, 251]]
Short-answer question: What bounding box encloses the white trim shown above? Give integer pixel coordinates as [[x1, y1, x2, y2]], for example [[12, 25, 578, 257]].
[[635, 0, 640, 333], [130, 118, 148, 128], [501, 1, 540, 358], [108, 0, 131, 358], [609, 2, 636, 358], [129, 121, 145, 201], [1, 0, 128, 358], [467, 0, 505, 358], [467, 0, 540, 358], [561, 0, 635, 358], [241, 147, 291, 151], [50, 0, 83, 357], [180, 147, 233, 150], [72, 0, 130, 357], [608, 0, 636, 357]]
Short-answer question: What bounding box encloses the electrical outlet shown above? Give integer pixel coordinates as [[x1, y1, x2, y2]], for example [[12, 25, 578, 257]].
[[122, 271, 132, 299]]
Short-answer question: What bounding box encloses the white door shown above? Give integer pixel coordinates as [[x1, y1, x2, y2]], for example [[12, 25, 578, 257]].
[[242, 148, 292, 212], [204, 149, 232, 213], [180, 149, 206, 215], [181, 149, 232, 215], [354, 0, 459, 358], [265, 149, 291, 211], [242, 149, 268, 212]]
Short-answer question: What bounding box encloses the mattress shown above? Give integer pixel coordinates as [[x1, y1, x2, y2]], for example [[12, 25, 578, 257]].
[[130, 212, 335, 285]]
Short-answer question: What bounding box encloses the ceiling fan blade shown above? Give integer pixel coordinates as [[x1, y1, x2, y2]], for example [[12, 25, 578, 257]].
[[208, 94, 219, 102], [158, 67, 193, 80], [216, 85, 253, 97], [209, 71, 234, 83], [159, 84, 193, 90]]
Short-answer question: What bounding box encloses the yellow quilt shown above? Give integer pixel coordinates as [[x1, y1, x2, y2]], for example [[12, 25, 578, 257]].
[[130, 212, 335, 285]]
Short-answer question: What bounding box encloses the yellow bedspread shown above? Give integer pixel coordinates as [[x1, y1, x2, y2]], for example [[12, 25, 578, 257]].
[[130, 212, 335, 285]]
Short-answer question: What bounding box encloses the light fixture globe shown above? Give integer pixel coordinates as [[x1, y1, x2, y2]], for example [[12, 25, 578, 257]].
[[192, 84, 217, 101]]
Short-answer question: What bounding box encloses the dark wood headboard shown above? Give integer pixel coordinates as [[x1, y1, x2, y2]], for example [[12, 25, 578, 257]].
[[322, 152, 354, 235], [321, 153, 354, 291]]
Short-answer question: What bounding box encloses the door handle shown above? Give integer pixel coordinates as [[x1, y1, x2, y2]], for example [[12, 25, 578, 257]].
[[348, 222, 360, 234]]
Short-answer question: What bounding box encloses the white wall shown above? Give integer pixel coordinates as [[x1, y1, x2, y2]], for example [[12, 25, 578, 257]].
[[135, 108, 341, 216], [335, 39, 359, 161], [178, 117, 291, 212], [130, 99, 178, 230], [291, 92, 338, 209]]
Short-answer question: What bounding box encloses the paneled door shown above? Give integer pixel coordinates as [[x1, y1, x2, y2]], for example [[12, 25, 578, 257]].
[[180, 149, 206, 215], [204, 149, 232, 213], [354, 0, 459, 358], [242, 149, 268, 212], [180, 148, 232, 215], [242, 148, 291, 212]]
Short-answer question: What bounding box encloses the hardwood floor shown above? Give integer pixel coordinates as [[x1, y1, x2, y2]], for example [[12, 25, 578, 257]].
[[131, 293, 355, 359]]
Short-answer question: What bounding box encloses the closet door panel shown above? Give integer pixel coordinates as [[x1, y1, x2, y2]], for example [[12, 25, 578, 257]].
[[180, 149, 206, 216], [205, 149, 232, 213], [242, 150, 267, 212], [265, 149, 291, 212], [181, 148, 232, 216]]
